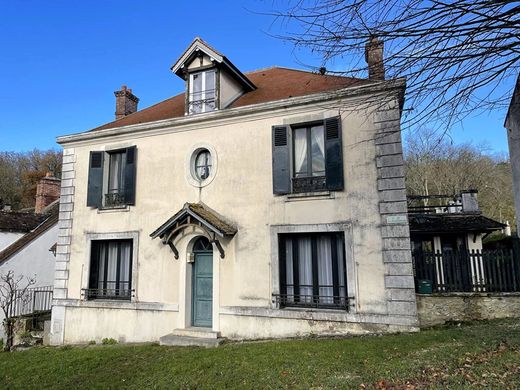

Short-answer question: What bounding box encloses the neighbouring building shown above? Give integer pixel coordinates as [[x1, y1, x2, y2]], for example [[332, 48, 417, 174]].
[[50, 37, 417, 345], [408, 190, 505, 293], [505, 74, 520, 237], [0, 174, 60, 339]]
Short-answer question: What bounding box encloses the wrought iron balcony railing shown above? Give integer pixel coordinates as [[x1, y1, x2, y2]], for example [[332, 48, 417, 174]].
[[104, 191, 126, 208], [82, 287, 134, 301], [292, 176, 327, 193], [272, 293, 353, 311]]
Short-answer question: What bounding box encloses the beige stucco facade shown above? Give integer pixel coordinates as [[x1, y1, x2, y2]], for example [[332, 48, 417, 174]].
[[50, 72, 418, 344]]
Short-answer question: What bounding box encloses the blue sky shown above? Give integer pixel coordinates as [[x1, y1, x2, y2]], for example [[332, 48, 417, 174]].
[[0, 0, 512, 154]]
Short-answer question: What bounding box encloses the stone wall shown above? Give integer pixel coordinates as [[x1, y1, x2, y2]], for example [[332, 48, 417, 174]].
[[416, 293, 520, 327]]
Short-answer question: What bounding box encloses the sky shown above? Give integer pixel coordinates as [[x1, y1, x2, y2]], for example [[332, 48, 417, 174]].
[[0, 0, 513, 154]]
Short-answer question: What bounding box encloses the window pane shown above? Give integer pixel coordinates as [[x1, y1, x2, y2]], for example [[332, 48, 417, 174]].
[[195, 150, 212, 181], [298, 237, 313, 303], [190, 73, 203, 114], [294, 128, 308, 177], [317, 235, 333, 304], [108, 152, 125, 193], [205, 70, 216, 92], [311, 125, 325, 176]]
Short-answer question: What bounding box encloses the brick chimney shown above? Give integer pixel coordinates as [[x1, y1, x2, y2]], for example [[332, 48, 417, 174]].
[[114, 85, 139, 120], [365, 36, 385, 80], [35, 172, 60, 214]]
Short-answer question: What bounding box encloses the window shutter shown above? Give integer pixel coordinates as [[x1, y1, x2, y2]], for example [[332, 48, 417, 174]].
[[324, 117, 344, 191], [124, 146, 137, 205], [272, 125, 291, 194], [87, 151, 104, 208]]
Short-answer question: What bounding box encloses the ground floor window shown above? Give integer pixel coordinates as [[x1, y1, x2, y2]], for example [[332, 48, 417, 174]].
[[87, 239, 133, 300], [278, 232, 348, 309]]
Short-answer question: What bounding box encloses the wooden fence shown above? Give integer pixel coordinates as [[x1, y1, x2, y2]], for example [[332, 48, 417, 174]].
[[413, 249, 520, 293]]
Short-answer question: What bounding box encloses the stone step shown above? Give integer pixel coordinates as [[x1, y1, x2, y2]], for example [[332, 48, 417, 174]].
[[159, 334, 224, 348], [171, 327, 220, 339]]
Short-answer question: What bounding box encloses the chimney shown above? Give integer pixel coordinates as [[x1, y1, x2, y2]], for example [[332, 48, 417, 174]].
[[365, 36, 385, 80], [461, 190, 480, 214], [114, 85, 139, 120], [35, 172, 60, 214]]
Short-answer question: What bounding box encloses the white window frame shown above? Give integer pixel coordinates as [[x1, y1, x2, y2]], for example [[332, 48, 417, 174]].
[[189, 70, 217, 114]]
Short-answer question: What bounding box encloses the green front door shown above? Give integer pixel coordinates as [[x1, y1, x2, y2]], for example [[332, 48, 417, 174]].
[[191, 251, 213, 327]]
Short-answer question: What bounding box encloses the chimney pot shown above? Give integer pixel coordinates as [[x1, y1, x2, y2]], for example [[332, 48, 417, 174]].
[[365, 36, 385, 80], [114, 85, 139, 120]]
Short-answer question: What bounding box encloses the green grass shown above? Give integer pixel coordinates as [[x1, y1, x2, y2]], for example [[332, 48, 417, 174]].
[[1, 319, 520, 389]]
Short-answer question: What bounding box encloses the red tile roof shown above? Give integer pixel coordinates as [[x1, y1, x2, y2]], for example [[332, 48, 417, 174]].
[[91, 67, 369, 132]]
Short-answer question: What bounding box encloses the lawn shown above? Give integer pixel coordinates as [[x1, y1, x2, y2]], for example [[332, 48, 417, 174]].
[[1, 319, 519, 389]]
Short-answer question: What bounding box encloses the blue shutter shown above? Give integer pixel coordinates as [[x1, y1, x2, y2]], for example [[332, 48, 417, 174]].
[[325, 117, 344, 191], [272, 125, 291, 194], [124, 146, 137, 205], [87, 151, 104, 208]]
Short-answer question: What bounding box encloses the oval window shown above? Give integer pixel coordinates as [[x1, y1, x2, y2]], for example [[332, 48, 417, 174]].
[[194, 149, 212, 181]]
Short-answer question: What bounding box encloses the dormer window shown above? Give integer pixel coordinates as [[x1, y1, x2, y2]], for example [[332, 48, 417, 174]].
[[189, 69, 217, 114]]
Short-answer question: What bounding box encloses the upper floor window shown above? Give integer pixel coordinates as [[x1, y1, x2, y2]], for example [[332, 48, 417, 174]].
[[189, 70, 216, 114], [87, 146, 137, 209], [272, 117, 343, 194], [107, 150, 126, 207]]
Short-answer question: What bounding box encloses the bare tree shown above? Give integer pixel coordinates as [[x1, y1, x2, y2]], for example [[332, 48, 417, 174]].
[[0, 271, 36, 351], [269, 1, 519, 130]]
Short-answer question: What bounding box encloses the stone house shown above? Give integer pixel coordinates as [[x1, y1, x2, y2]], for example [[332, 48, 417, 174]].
[[50, 38, 417, 345]]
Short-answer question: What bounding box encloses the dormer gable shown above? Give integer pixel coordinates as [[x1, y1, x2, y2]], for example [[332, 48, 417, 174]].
[[170, 37, 256, 115]]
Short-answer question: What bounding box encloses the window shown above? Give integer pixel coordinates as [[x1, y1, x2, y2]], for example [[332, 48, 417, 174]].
[[87, 239, 133, 300], [189, 70, 216, 114], [293, 125, 326, 192], [87, 146, 137, 209], [277, 232, 348, 309], [272, 117, 343, 195], [194, 149, 212, 181], [106, 150, 126, 207]]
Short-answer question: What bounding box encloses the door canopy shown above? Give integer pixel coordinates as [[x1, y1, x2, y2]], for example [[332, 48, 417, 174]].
[[150, 202, 237, 259]]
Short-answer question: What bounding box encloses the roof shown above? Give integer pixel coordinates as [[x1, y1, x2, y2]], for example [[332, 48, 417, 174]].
[[0, 211, 47, 233], [150, 202, 237, 239], [0, 201, 59, 264], [92, 67, 370, 132], [409, 213, 506, 234]]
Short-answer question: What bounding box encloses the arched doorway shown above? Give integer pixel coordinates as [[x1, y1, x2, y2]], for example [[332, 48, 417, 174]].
[[191, 236, 213, 327]]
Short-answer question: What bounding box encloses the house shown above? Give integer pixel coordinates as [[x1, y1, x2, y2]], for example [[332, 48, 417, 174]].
[[505, 74, 520, 238], [408, 190, 510, 293], [0, 174, 60, 339], [49, 37, 417, 345]]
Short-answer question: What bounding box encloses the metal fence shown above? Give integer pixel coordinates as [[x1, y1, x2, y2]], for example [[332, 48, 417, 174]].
[[413, 249, 520, 293], [7, 286, 53, 318]]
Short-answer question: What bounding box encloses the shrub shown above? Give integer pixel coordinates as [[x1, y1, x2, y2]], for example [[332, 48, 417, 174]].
[[101, 338, 117, 345], [88, 340, 96, 345]]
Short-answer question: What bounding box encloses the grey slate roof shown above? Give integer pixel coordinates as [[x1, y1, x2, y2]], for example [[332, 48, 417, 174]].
[[409, 213, 505, 234]]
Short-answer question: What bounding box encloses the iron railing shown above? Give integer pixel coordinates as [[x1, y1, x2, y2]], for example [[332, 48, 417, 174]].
[[292, 176, 327, 193], [104, 191, 126, 208], [273, 293, 353, 310], [7, 286, 53, 318], [413, 249, 520, 293], [81, 286, 134, 300]]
